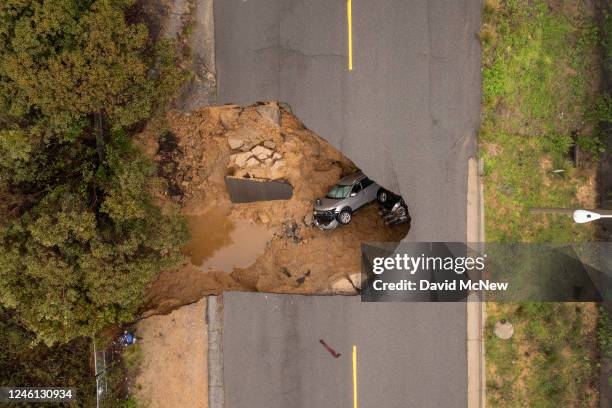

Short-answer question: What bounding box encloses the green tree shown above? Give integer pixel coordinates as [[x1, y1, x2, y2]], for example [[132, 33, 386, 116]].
[[0, 307, 97, 406], [0, 132, 187, 345], [0, 0, 182, 134], [0, 0, 188, 345]]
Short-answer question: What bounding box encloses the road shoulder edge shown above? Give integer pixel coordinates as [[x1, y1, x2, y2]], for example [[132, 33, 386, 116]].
[[467, 157, 486, 408]]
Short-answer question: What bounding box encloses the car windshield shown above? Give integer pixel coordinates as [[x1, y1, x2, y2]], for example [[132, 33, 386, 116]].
[[326, 184, 352, 199]]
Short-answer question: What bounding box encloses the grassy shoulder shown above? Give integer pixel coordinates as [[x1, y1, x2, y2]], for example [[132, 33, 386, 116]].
[[108, 343, 145, 408], [480, 0, 605, 406], [486, 303, 599, 407], [480, 0, 601, 243]]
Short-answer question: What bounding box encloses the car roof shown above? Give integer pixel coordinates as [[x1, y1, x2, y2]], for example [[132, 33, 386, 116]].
[[337, 171, 365, 186]]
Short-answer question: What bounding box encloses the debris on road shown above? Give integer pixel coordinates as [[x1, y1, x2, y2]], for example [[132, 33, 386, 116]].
[[319, 339, 341, 358]]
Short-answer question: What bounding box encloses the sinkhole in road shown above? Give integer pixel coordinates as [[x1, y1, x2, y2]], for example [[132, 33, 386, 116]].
[[182, 207, 274, 273], [145, 103, 410, 313]]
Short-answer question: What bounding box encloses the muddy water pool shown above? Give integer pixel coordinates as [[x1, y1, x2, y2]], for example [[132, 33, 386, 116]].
[[183, 207, 273, 273]]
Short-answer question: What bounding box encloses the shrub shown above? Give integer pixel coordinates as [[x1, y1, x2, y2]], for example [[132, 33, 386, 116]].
[[0, 132, 188, 345], [483, 0, 501, 17], [0, 0, 181, 134], [0, 307, 96, 405], [479, 23, 499, 49]]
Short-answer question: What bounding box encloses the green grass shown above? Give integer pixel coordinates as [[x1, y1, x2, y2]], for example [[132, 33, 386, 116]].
[[600, 306, 612, 389], [123, 343, 144, 374], [97, 332, 146, 408], [480, 0, 600, 243], [481, 1, 603, 406], [486, 303, 599, 407], [600, 306, 612, 359]]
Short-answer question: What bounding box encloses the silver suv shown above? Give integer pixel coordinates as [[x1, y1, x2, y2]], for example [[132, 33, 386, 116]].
[[313, 171, 381, 229]]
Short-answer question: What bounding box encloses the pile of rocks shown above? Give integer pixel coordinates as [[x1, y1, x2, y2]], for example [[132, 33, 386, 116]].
[[226, 103, 287, 180]]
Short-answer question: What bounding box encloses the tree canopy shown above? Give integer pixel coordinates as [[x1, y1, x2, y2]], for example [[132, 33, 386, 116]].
[[0, 306, 96, 404], [0, 0, 188, 345], [0, 0, 182, 133]]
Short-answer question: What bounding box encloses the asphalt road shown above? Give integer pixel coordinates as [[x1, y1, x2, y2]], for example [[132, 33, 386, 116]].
[[215, 0, 482, 242], [214, 2, 480, 406], [223, 292, 467, 408]]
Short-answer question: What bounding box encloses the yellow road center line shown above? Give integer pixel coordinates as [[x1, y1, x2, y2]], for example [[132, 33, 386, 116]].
[[352, 345, 358, 408], [347, 0, 353, 70]]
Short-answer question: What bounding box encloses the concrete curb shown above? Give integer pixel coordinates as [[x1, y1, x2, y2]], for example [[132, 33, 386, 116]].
[[207, 295, 225, 408], [479, 157, 486, 408], [467, 157, 486, 408]]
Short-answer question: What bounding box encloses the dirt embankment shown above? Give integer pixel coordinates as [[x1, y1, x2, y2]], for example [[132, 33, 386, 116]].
[[134, 298, 208, 408], [139, 104, 409, 314]]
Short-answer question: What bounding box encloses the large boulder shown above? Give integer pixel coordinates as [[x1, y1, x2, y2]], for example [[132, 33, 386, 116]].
[[228, 134, 244, 150], [245, 157, 260, 167], [263, 140, 276, 149], [494, 320, 514, 339], [269, 160, 286, 179], [226, 127, 267, 152], [256, 102, 281, 126], [348, 273, 365, 290], [232, 151, 253, 167], [252, 145, 273, 160], [219, 106, 241, 129], [331, 277, 357, 295]]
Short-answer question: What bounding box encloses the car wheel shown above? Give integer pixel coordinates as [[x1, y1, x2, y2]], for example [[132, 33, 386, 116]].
[[337, 209, 352, 225], [396, 205, 407, 217], [377, 189, 388, 204]]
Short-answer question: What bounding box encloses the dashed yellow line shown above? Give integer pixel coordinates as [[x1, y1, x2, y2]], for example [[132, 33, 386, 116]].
[[347, 0, 353, 70], [352, 345, 358, 408]]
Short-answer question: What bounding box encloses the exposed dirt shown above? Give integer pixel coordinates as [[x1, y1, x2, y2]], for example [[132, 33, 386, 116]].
[[134, 298, 208, 408], [139, 104, 409, 313], [575, 161, 599, 208]]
